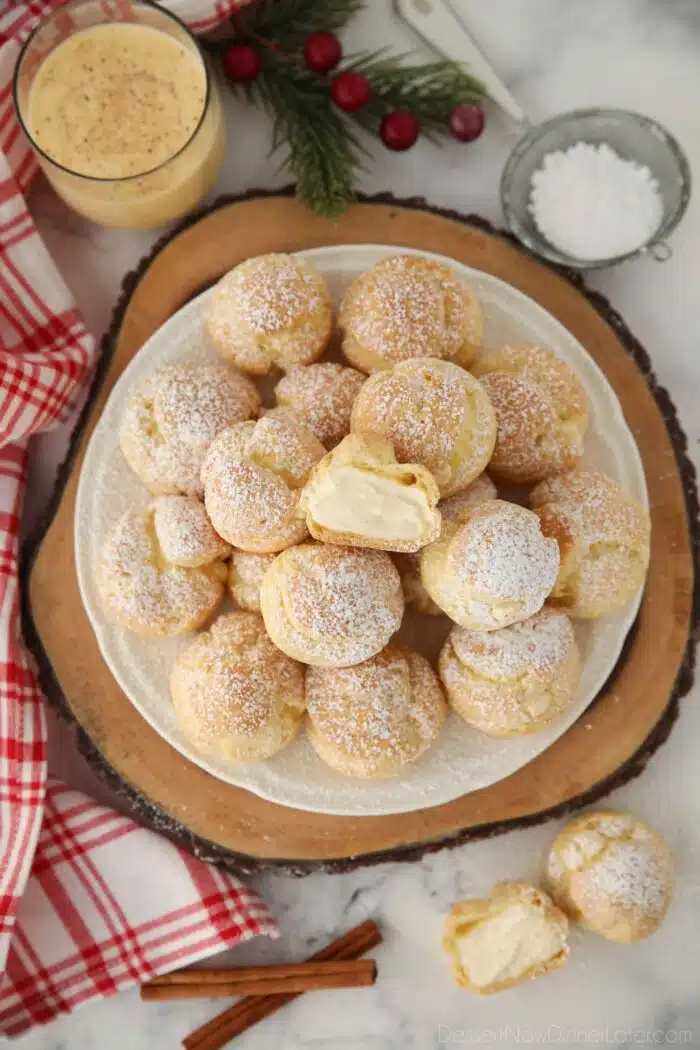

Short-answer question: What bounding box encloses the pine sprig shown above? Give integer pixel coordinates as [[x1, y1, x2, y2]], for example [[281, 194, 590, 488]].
[[251, 59, 364, 217], [348, 52, 485, 142], [206, 0, 488, 216]]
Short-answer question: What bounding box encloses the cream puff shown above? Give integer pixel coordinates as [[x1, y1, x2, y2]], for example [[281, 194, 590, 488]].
[[208, 253, 332, 375], [339, 254, 482, 373], [152, 495, 231, 568], [546, 811, 675, 942], [299, 433, 441, 554], [471, 344, 589, 485], [444, 882, 569, 994], [170, 612, 306, 760], [119, 363, 260, 496], [350, 358, 497, 497], [260, 543, 404, 667], [420, 499, 560, 630], [272, 363, 365, 448], [305, 644, 447, 778], [530, 469, 651, 618], [201, 416, 325, 553], [97, 507, 227, 636], [439, 607, 580, 736]]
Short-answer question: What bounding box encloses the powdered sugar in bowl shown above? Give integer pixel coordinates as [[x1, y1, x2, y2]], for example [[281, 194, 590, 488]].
[[501, 108, 691, 269]]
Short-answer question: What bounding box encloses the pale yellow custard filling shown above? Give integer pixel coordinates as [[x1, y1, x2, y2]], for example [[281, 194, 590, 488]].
[[457, 903, 565, 988], [306, 466, 432, 542]]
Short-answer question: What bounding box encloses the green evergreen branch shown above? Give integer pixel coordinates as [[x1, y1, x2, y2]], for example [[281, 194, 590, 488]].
[[248, 59, 364, 217], [348, 51, 485, 142], [205, 1, 488, 216]]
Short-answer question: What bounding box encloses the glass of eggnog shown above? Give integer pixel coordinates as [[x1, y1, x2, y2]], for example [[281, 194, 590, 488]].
[[13, 0, 226, 228]]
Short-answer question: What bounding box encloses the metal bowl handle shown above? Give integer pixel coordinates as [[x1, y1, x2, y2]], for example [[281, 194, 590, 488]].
[[647, 241, 673, 262]]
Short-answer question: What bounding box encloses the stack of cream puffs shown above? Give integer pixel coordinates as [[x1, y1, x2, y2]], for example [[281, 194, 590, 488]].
[[97, 250, 651, 778]]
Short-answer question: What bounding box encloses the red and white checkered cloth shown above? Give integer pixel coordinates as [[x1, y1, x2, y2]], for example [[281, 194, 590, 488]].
[[0, 0, 275, 1039]]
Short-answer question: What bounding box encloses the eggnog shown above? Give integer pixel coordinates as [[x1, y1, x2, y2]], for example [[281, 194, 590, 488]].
[[23, 21, 225, 227]]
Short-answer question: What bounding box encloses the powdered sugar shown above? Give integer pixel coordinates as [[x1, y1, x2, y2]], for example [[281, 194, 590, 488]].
[[306, 646, 445, 773], [350, 358, 495, 494], [273, 363, 365, 448], [451, 607, 574, 680], [451, 501, 560, 625], [530, 142, 663, 262], [340, 254, 480, 367], [586, 841, 671, 915]]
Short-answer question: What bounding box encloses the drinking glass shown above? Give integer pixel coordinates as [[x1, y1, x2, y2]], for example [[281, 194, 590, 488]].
[[13, 0, 226, 228]]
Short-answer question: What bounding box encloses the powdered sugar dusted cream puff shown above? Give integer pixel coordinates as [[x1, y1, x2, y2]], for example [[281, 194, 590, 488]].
[[420, 499, 560, 631], [339, 254, 482, 373], [305, 644, 447, 778], [546, 811, 674, 942], [351, 358, 496, 497], [260, 543, 404, 667], [98, 507, 227, 636], [471, 344, 588, 485], [201, 416, 325, 553], [170, 612, 306, 761], [444, 882, 569, 995], [272, 363, 365, 448], [208, 253, 332, 375], [299, 433, 441, 554], [439, 607, 580, 736], [530, 469, 650, 618], [119, 363, 260, 496]]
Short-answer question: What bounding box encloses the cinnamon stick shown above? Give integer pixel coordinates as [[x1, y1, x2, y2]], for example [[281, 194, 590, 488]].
[[141, 958, 375, 1000], [182, 919, 381, 1050]]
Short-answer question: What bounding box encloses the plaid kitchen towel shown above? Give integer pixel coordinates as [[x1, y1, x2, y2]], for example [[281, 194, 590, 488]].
[[0, 0, 275, 1038]]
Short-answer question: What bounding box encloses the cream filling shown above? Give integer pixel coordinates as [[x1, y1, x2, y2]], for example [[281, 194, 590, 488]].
[[457, 904, 564, 988], [307, 466, 431, 542]]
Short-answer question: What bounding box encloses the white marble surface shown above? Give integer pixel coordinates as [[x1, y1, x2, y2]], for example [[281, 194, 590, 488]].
[[17, 0, 700, 1046]]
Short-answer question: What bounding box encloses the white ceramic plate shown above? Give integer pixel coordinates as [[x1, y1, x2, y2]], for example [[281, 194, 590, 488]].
[[75, 244, 647, 816]]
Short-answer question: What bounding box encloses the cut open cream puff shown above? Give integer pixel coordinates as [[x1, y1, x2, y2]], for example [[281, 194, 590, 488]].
[[299, 433, 441, 553]]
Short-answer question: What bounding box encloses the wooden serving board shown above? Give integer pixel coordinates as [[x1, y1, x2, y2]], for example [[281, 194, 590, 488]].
[[24, 192, 698, 874]]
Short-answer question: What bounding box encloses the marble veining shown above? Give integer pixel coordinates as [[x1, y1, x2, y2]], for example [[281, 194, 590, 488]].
[[18, 0, 700, 1046]]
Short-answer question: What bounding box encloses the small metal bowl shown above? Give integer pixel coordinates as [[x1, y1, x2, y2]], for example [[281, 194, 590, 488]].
[[500, 108, 691, 269]]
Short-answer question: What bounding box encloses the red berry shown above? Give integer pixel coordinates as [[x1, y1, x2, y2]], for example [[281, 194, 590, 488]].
[[223, 44, 260, 83], [380, 109, 420, 151], [331, 71, 371, 112], [304, 31, 342, 73], [449, 103, 485, 142]]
